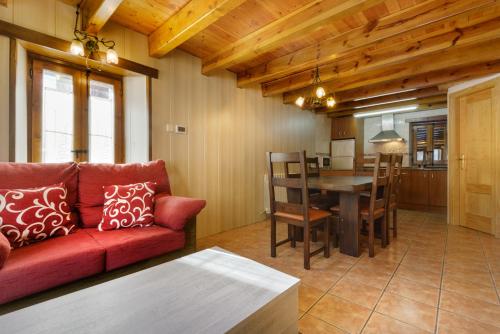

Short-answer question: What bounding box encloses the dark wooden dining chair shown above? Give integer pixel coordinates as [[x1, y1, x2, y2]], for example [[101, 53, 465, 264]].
[[330, 153, 391, 257], [267, 151, 331, 270], [286, 157, 338, 244], [387, 154, 403, 240], [362, 153, 392, 257]]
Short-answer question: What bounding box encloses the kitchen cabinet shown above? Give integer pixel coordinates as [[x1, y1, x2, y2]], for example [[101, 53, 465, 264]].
[[332, 116, 356, 140], [399, 169, 447, 213]]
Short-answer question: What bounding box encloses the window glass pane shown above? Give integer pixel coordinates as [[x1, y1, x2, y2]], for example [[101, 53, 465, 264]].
[[89, 80, 115, 163], [41, 70, 74, 163]]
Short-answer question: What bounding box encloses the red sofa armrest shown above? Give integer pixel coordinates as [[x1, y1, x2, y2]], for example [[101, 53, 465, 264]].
[[0, 232, 11, 269], [154, 195, 206, 231]]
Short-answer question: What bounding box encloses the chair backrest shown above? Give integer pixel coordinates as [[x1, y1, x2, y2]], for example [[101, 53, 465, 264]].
[[266, 151, 310, 220], [285, 157, 320, 177], [368, 153, 392, 215], [355, 157, 376, 176], [389, 154, 404, 204]]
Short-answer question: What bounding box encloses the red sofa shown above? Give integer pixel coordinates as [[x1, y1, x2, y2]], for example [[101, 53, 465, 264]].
[[0, 161, 204, 305]]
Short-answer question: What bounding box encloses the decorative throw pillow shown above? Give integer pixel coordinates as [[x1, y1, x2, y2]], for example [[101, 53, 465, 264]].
[[0, 183, 75, 248], [98, 182, 156, 231]]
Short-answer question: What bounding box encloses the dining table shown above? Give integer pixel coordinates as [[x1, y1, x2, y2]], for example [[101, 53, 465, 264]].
[[288, 175, 373, 257]]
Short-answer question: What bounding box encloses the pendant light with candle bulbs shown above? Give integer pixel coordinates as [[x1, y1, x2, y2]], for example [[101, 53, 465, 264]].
[[294, 66, 337, 111], [69, 4, 119, 70]]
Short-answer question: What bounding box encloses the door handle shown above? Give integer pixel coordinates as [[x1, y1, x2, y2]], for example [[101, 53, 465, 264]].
[[459, 154, 466, 170]]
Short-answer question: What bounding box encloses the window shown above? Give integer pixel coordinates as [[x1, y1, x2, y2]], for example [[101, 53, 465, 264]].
[[30, 59, 123, 163], [410, 120, 447, 167]]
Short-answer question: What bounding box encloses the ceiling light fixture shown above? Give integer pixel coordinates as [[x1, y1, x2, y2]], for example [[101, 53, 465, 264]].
[[353, 97, 417, 109], [352, 88, 417, 101], [70, 4, 118, 70], [295, 66, 336, 110], [353, 105, 418, 118]]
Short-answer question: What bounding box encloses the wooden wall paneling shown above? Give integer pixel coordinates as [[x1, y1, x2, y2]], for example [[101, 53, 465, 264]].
[[237, 0, 497, 87], [9, 37, 15, 161], [0, 19, 159, 78]]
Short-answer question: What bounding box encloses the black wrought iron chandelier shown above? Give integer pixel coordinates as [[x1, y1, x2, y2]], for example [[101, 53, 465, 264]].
[[295, 66, 336, 110], [70, 4, 118, 69]]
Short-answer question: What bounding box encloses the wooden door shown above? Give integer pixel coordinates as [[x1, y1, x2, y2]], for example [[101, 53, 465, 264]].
[[429, 170, 447, 207], [458, 89, 496, 234], [411, 170, 430, 206]]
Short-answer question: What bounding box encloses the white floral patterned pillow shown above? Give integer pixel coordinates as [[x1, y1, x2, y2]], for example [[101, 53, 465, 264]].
[[98, 182, 156, 231]]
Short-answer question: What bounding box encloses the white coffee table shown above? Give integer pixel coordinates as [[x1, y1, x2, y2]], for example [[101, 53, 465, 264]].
[[0, 247, 300, 334]]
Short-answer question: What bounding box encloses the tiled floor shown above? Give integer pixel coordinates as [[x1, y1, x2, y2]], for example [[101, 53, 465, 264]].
[[197, 210, 500, 333]]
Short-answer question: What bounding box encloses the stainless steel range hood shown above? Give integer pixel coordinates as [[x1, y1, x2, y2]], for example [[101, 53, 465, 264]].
[[369, 114, 404, 143]]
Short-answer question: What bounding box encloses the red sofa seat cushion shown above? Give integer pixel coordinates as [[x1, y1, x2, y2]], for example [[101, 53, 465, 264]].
[[0, 183, 76, 248], [154, 195, 206, 231], [86, 226, 185, 271], [78, 161, 171, 228], [0, 229, 105, 304], [0, 233, 9, 269]]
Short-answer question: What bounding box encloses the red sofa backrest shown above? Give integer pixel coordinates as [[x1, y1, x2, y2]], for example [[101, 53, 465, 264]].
[[78, 160, 171, 228], [0, 162, 79, 209]]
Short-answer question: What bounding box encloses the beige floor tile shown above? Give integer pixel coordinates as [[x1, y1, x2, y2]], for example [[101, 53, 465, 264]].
[[309, 294, 371, 334], [329, 276, 383, 309], [442, 275, 499, 304], [343, 266, 393, 289], [362, 312, 430, 334], [376, 292, 437, 333], [440, 290, 500, 328], [444, 268, 494, 287], [437, 309, 500, 334], [386, 276, 440, 307], [298, 283, 324, 312], [395, 264, 442, 288], [298, 314, 346, 334]]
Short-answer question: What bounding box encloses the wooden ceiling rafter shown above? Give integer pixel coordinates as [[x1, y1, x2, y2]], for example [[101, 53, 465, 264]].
[[237, 0, 496, 87], [81, 0, 124, 33], [148, 0, 248, 58], [262, 13, 500, 97], [311, 86, 443, 113], [200, 0, 387, 75], [283, 59, 500, 104], [325, 95, 448, 118], [274, 39, 500, 102]]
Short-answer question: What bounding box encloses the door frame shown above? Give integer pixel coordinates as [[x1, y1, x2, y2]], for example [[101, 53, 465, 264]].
[[448, 78, 500, 237]]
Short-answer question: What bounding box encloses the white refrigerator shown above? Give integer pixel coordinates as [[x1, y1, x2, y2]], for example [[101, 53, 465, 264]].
[[331, 139, 355, 170]]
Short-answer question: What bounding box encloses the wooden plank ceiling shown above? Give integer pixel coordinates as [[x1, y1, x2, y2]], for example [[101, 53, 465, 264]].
[[75, 0, 500, 116]]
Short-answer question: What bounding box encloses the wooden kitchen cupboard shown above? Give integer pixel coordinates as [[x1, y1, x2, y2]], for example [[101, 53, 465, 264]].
[[331, 116, 356, 139], [399, 169, 447, 213]]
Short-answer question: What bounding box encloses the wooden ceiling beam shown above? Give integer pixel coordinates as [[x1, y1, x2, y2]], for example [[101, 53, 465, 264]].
[[283, 59, 500, 104], [148, 0, 247, 58], [238, 0, 495, 87], [326, 96, 448, 118], [201, 0, 386, 75], [263, 16, 500, 97], [311, 87, 443, 112], [81, 0, 124, 34]]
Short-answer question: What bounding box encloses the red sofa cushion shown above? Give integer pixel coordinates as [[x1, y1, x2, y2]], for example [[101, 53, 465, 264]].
[[0, 162, 78, 209], [78, 161, 171, 228], [0, 229, 105, 304], [86, 226, 185, 271], [0, 233, 10, 269], [0, 183, 76, 248], [98, 182, 156, 231], [154, 195, 206, 231]]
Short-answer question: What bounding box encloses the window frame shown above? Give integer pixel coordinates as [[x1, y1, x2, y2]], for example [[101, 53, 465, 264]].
[[28, 55, 124, 163]]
